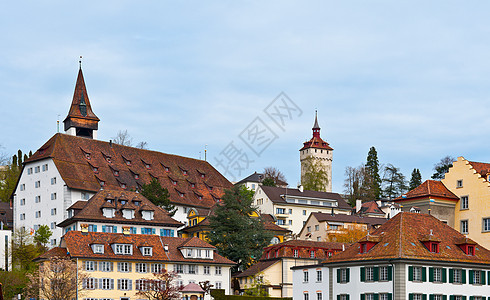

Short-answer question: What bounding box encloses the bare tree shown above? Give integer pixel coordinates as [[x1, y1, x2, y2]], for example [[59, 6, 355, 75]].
[[136, 269, 182, 300], [136, 141, 149, 149], [112, 130, 133, 146], [24, 256, 88, 300], [263, 167, 287, 186]]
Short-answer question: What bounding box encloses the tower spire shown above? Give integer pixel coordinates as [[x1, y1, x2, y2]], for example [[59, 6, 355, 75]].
[[312, 110, 320, 138], [63, 61, 100, 139]]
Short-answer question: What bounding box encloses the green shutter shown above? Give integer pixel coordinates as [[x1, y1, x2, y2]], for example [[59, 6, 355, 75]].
[[449, 269, 454, 283], [388, 294, 392, 300], [337, 296, 340, 300], [422, 267, 427, 282], [429, 267, 434, 282], [462, 297, 467, 300], [346, 295, 350, 300], [361, 267, 366, 282], [469, 270, 474, 284], [442, 268, 447, 283], [443, 296, 447, 300], [469, 296, 474, 300], [337, 269, 341, 283], [450, 296, 455, 300], [481, 271, 486, 285], [409, 294, 414, 300], [361, 294, 365, 300], [423, 295, 427, 300], [488, 270, 490, 285], [374, 267, 380, 281], [430, 295, 435, 300], [409, 266, 414, 281], [374, 294, 379, 300], [388, 266, 393, 281], [462, 269, 466, 284], [347, 268, 350, 282]]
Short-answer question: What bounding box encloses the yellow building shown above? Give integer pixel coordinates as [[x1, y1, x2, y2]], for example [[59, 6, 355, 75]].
[[35, 231, 235, 300], [441, 156, 490, 249]]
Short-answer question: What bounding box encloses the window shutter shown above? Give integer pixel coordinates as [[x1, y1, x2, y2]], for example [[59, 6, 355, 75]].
[[462, 297, 467, 300], [347, 268, 350, 282], [99, 278, 103, 289], [429, 267, 434, 282], [409, 266, 414, 281], [129, 262, 132, 272], [111, 279, 114, 290], [442, 268, 447, 283], [374, 294, 379, 300], [422, 295, 427, 300], [469, 270, 474, 284], [422, 267, 427, 282], [337, 269, 341, 283], [94, 261, 97, 271], [114, 226, 117, 233], [430, 295, 435, 300], [171, 229, 175, 236], [462, 269, 466, 284], [481, 270, 486, 285], [93, 225, 97, 232], [102, 225, 106, 232], [82, 278, 87, 289], [337, 295, 340, 300], [346, 295, 350, 300], [361, 267, 366, 282], [409, 294, 414, 300], [141, 228, 144, 234], [129, 279, 132, 290], [442, 296, 447, 300], [388, 266, 393, 281], [488, 270, 490, 285], [374, 267, 380, 281], [117, 262, 121, 272], [449, 269, 454, 283], [361, 294, 365, 300], [450, 296, 455, 300], [117, 279, 121, 290], [388, 294, 392, 300], [94, 278, 98, 289], [160, 229, 164, 236], [469, 297, 474, 300], [152, 228, 156, 235]]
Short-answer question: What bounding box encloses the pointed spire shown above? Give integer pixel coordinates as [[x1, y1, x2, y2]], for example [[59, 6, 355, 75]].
[[64, 62, 100, 138], [312, 110, 320, 130]]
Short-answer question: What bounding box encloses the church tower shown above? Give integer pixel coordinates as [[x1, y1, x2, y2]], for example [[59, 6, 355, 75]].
[[299, 111, 333, 192], [63, 64, 100, 139]]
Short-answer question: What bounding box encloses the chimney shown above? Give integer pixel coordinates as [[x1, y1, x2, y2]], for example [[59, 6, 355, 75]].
[[164, 244, 169, 252], [298, 185, 304, 192], [109, 140, 113, 148], [356, 199, 362, 213]]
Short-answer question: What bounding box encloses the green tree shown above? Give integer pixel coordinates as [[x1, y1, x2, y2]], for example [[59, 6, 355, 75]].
[[34, 225, 52, 252], [261, 177, 276, 187], [207, 186, 272, 272], [301, 156, 329, 191], [409, 168, 422, 190], [382, 164, 407, 200], [0, 270, 28, 299], [140, 178, 176, 216], [11, 229, 41, 271], [244, 272, 270, 297], [431, 156, 455, 180], [365, 147, 382, 199]]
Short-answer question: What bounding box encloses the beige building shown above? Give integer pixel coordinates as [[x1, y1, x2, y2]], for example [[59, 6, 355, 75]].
[[441, 157, 490, 248], [298, 212, 387, 242]]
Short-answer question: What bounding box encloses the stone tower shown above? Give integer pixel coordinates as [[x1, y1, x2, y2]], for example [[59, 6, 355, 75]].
[[63, 65, 100, 139], [299, 111, 333, 192]]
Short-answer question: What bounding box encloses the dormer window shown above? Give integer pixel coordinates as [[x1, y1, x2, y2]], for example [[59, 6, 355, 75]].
[[467, 245, 475, 255], [134, 201, 141, 206], [120, 183, 126, 189], [134, 174, 139, 180], [113, 170, 119, 176], [187, 249, 193, 257], [123, 156, 131, 166], [85, 153, 91, 160], [122, 208, 135, 219], [141, 247, 152, 256], [431, 243, 439, 253], [102, 153, 112, 164], [102, 207, 115, 218], [114, 244, 133, 255], [456, 238, 476, 255], [120, 200, 127, 205], [92, 244, 104, 254], [359, 235, 380, 254], [142, 160, 151, 169], [99, 180, 105, 187], [161, 163, 170, 172], [177, 190, 185, 198]]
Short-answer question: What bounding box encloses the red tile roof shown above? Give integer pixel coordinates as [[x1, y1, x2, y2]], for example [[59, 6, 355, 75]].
[[299, 136, 333, 151], [359, 201, 385, 215], [34, 247, 69, 261], [326, 212, 490, 264], [259, 240, 345, 261], [394, 180, 458, 202], [58, 190, 182, 228], [234, 260, 279, 278], [50, 231, 235, 265], [25, 133, 233, 209], [468, 161, 490, 177]]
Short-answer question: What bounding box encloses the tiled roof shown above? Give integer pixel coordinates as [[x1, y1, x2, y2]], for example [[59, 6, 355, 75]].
[[179, 237, 216, 249], [468, 160, 490, 177], [394, 180, 458, 201], [299, 136, 333, 151], [260, 214, 291, 233], [311, 212, 387, 227], [181, 283, 205, 292], [34, 247, 69, 261], [68, 200, 88, 210], [0, 202, 13, 229], [25, 133, 232, 209], [260, 186, 351, 210], [259, 239, 345, 261], [359, 201, 385, 215], [50, 231, 235, 265], [58, 190, 182, 228], [234, 260, 279, 278], [235, 172, 288, 186], [325, 212, 490, 264]]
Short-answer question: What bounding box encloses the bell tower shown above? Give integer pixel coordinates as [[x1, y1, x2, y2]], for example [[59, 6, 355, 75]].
[[299, 111, 333, 192], [63, 61, 100, 139]]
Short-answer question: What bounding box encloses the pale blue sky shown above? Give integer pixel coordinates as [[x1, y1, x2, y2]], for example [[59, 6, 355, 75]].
[[2, 1, 490, 192]]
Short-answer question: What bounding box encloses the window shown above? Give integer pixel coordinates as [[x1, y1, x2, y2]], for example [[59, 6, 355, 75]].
[[51, 177, 56, 185], [366, 267, 375, 281], [365, 294, 375, 300], [307, 226, 311, 232], [470, 270, 484, 285], [483, 218, 490, 232], [187, 249, 193, 257], [99, 278, 114, 290], [51, 222, 56, 229], [456, 180, 463, 188], [50, 238, 57, 246], [303, 210, 307, 215], [303, 270, 309, 282], [380, 294, 391, 300], [215, 281, 222, 289], [88, 224, 97, 232], [277, 219, 286, 225], [35, 211, 41, 218], [81, 192, 90, 200], [35, 166, 40, 173], [188, 265, 196, 274], [316, 270, 322, 282], [174, 264, 184, 273], [430, 243, 439, 253], [203, 266, 210, 275], [142, 247, 152, 256], [215, 266, 222, 275], [410, 294, 424, 300], [294, 249, 298, 258], [310, 250, 315, 258], [83, 278, 97, 290], [460, 196, 469, 210], [461, 220, 469, 234], [339, 295, 349, 300], [315, 225, 319, 231], [27, 168, 33, 175], [20, 184, 25, 191], [304, 293, 309, 300], [51, 193, 57, 200], [450, 269, 465, 284], [135, 263, 148, 273], [433, 267, 442, 283], [20, 198, 25, 205], [339, 268, 349, 283], [51, 208, 56, 215], [117, 278, 132, 291], [151, 263, 163, 273], [42, 164, 48, 171], [20, 213, 25, 220], [317, 292, 322, 300], [99, 261, 113, 272], [35, 195, 41, 203], [115, 244, 132, 255], [117, 262, 131, 272], [205, 250, 211, 258], [84, 261, 96, 271], [380, 266, 389, 281], [276, 208, 286, 214], [160, 229, 175, 237]]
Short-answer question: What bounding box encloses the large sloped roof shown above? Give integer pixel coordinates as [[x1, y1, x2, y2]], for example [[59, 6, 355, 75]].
[[394, 180, 458, 201], [25, 133, 232, 209], [468, 160, 490, 177], [260, 186, 351, 210], [325, 212, 490, 264], [58, 190, 182, 228], [311, 212, 387, 227]]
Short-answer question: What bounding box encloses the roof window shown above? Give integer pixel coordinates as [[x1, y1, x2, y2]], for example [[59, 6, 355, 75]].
[[122, 156, 131, 166], [456, 238, 477, 256], [142, 159, 151, 170]]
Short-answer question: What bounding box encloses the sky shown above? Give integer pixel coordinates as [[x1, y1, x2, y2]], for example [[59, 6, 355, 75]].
[[2, 1, 490, 193]]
